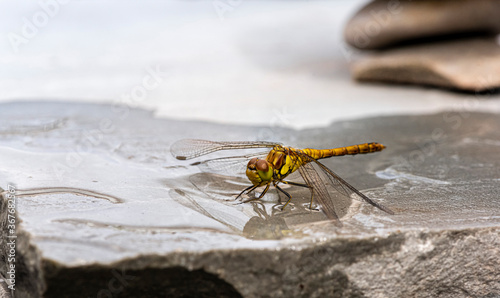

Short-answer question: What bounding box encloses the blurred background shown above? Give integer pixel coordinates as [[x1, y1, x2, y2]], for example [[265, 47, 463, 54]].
[[1, 0, 499, 129]]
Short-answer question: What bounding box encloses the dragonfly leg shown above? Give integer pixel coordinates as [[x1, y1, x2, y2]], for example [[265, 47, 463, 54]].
[[236, 184, 259, 201], [283, 181, 316, 210], [275, 184, 292, 210], [308, 191, 316, 210], [257, 183, 271, 199], [242, 183, 270, 203], [283, 181, 310, 188]]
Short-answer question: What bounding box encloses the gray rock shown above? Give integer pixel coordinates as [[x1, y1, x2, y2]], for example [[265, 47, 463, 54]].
[[1, 102, 500, 297], [352, 37, 500, 91], [345, 0, 500, 49], [0, 281, 12, 298]]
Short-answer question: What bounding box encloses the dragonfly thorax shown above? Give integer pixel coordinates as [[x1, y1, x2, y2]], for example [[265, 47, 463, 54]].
[[246, 157, 273, 186]]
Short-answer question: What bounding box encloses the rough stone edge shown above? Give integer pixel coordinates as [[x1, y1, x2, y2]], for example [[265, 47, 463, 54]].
[[1, 189, 45, 298], [31, 227, 500, 297]]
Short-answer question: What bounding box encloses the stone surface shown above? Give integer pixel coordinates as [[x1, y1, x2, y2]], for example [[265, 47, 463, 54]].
[[352, 37, 500, 91], [345, 0, 500, 49], [1, 102, 500, 297]]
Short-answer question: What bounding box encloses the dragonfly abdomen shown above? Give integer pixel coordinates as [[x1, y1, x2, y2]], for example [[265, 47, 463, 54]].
[[302, 142, 386, 159]]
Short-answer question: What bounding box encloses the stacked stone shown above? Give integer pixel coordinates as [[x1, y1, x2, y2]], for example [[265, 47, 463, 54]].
[[344, 0, 500, 92]]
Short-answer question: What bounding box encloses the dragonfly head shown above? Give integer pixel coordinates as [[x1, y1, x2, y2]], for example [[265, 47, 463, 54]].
[[246, 157, 273, 186]]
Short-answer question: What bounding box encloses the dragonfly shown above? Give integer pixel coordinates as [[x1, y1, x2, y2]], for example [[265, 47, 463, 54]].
[[171, 139, 394, 225]]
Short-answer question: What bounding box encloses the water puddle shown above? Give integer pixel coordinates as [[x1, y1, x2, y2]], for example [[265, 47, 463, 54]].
[[166, 171, 357, 239], [13, 187, 123, 203]]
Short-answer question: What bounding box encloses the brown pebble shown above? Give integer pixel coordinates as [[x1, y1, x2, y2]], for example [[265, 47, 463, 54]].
[[345, 0, 500, 49], [352, 37, 500, 92]]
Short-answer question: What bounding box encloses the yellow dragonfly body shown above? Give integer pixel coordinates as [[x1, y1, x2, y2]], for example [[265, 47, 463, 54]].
[[171, 139, 393, 225]]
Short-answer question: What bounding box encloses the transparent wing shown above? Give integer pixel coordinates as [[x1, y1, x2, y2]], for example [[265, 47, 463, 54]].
[[294, 150, 394, 215], [169, 189, 244, 233], [297, 162, 342, 226], [191, 152, 268, 177], [171, 139, 279, 160]]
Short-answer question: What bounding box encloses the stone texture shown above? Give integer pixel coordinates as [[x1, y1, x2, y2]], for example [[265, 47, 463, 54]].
[[352, 38, 500, 91], [1, 102, 500, 297], [345, 0, 500, 49]]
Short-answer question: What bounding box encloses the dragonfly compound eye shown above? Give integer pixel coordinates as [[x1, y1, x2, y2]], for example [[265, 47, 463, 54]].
[[255, 160, 273, 182], [247, 157, 258, 170], [256, 160, 269, 172]]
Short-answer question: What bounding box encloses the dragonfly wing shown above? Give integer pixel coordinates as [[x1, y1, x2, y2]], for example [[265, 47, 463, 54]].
[[296, 151, 394, 215], [191, 152, 268, 177], [297, 162, 342, 226], [169, 189, 244, 233], [171, 139, 279, 160]]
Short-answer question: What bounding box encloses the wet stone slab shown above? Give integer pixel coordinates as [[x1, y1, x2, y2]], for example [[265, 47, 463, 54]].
[[1, 102, 499, 297]]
